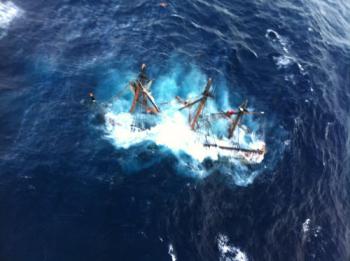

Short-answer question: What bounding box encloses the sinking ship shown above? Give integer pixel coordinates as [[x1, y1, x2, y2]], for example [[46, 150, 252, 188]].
[[105, 64, 266, 164]]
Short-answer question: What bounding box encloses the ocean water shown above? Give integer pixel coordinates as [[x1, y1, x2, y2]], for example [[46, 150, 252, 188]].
[[0, 0, 350, 260]]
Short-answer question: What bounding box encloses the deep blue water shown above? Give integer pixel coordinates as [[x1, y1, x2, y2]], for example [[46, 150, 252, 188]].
[[1, 0, 350, 260]]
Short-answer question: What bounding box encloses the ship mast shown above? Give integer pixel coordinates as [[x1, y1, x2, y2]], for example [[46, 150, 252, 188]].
[[227, 100, 264, 138], [175, 78, 266, 159], [228, 100, 247, 138], [129, 80, 160, 114], [129, 83, 141, 113], [190, 78, 212, 130], [129, 64, 160, 114]]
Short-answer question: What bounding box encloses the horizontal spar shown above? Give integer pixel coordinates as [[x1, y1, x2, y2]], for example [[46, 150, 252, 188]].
[[203, 143, 265, 155]]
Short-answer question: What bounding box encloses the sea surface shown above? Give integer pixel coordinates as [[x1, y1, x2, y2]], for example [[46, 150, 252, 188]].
[[0, 0, 350, 260]]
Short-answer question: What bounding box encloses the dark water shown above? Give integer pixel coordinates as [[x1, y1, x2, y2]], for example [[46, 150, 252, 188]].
[[1, 0, 350, 260]]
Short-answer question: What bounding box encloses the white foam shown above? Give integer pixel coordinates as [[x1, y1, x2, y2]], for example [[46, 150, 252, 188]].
[[314, 226, 321, 238], [104, 107, 265, 164], [266, 29, 289, 53], [0, 1, 22, 29], [217, 234, 249, 261], [274, 55, 293, 69], [168, 244, 177, 261], [284, 139, 291, 146], [267, 29, 307, 76], [302, 218, 311, 234], [101, 66, 265, 182], [302, 218, 322, 241], [265, 29, 280, 41]]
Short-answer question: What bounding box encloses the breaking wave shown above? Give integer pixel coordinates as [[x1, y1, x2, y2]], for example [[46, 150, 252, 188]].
[[104, 110, 264, 163], [217, 234, 248, 261], [302, 218, 322, 243], [0, 1, 22, 38], [266, 29, 306, 75], [168, 244, 177, 261]]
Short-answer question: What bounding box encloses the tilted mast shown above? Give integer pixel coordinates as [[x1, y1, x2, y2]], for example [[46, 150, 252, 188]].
[[129, 81, 160, 114], [203, 99, 266, 156], [130, 83, 141, 113], [228, 100, 248, 138], [129, 64, 160, 114], [190, 78, 212, 130], [227, 100, 264, 138]]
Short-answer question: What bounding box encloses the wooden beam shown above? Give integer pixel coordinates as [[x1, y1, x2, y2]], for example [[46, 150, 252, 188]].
[[129, 83, 140, 113], [228, 112, 242, 138], [190, 79, 212, 130]]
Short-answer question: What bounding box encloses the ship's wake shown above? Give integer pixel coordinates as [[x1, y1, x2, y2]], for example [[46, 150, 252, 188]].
[[99, 63, 268, 184]]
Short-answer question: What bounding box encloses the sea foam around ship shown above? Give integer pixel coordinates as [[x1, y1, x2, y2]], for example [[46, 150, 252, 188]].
[[101, 64, 266, 178]]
